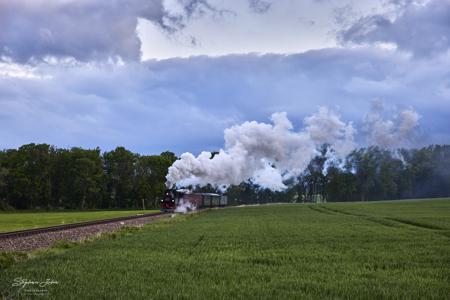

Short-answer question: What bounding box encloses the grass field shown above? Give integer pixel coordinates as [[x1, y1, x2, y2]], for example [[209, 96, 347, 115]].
[[1, 199, 449, 299], [0, 210, 158, 232]]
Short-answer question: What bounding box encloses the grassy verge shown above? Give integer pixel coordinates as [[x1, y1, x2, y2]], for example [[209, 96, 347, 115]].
[[0, 223, 166, 270], [0, 210, 159, 232], [0, 200, 449, 299]]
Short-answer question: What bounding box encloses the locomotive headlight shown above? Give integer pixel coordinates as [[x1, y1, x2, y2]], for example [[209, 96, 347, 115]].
[[160, 199, 163, 202], [172, 200, 175, 202]]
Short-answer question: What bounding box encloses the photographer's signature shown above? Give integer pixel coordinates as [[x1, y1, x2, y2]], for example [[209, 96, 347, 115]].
[[11, 277, 59, 294]]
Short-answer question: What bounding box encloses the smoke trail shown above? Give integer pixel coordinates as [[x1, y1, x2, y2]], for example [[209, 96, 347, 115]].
[[166, 107, 355, 191], [364, 100, 420, 148], [175, 198, 197, 213]]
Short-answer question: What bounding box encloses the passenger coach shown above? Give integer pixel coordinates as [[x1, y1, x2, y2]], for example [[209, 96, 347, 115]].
[[161, 189, 228, 211]]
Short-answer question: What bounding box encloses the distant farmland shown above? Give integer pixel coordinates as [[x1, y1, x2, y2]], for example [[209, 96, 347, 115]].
[[1, 199, 449, 299]]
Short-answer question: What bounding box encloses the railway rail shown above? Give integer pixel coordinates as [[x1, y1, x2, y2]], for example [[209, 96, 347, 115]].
[[0, 211, 169, 240]]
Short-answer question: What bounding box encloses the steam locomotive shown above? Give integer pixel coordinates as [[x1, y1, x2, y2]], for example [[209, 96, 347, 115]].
[[160, 189, 228, 211]]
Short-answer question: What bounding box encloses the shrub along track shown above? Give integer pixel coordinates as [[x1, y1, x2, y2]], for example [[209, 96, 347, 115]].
[[0, 212, 171, 252]]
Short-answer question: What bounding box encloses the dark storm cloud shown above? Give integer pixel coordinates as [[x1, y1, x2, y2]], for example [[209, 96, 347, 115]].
[[0, 0, 271, 64], [0, 0, 229, 64], [339, 0, 450, 56], [1, 48, 449, 154], [1, 0, 449, 154], [0, 0, 164, 63]]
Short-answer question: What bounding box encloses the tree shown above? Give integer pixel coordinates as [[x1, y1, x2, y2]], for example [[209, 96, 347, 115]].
[[303, 144, 328, 202], [71, 148, 105, 209], [1, 143, 449, 210], [135, 152, 176, 209], [2, 144, 54, 208], [49, 148, 105, 209], [103, 147, 137, 208]]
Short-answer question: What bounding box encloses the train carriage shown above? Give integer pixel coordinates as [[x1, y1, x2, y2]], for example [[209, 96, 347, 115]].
[[160, 189, 227, 211]]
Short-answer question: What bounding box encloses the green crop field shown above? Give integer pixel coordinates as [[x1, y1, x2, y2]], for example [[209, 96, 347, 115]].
[[1, 199, 449, 299], [0, 210, 159, 233]]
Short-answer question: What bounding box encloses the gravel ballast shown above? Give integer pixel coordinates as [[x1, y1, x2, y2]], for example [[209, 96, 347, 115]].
[[0, 214, 172, 252]]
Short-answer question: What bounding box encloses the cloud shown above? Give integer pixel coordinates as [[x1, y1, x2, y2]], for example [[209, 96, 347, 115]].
[[339, 0, 450, 56], [249, 0, 272, 13], [0, 0, 161, 63], [1, 0, 388, 62], [0, 47, 449, 155], [177, 0, 224, 18], [1, 0, 448, 163], [0, 0, 230, 64]]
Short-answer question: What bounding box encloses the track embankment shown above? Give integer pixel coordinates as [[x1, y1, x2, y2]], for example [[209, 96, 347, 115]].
[[0, 212, 171, 252]]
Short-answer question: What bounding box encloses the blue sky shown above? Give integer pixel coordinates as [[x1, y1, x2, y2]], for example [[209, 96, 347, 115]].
[[0, 0, 449, 155]]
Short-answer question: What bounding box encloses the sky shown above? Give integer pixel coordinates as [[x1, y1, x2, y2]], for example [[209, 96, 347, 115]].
[[0, 0, 449, 155]]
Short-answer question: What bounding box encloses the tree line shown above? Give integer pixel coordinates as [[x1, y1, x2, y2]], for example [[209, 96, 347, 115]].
[[0, 144, 176, 210], [1, 143, 449, 210], [225, 144, 450, 204]]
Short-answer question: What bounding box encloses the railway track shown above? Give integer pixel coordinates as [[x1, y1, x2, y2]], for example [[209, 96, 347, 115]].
[[0, 211, 170, 240]]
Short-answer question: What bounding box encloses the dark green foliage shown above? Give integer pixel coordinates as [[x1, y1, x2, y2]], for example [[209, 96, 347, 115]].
[[134, 153, 176, 209], [0, 252, 28, 270], [0, 144, 176, 209], [1, 143, 450, 208], [103, 147, 137, 208], [329, 145, 450, 202], [228, 145, 450, 204], [51, 147, 105, 209]]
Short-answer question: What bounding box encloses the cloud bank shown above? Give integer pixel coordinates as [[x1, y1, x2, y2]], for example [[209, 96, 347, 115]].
[[0, 0, 225, 63], [0, 47, 449, 154], [339, 0, 450, 57], [0, 0, 448, 157]]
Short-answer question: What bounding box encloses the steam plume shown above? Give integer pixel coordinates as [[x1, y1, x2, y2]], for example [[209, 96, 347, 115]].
[[175, 199, 196, 213], [166, 107, 355, 191], [364, 100, 420, 148]]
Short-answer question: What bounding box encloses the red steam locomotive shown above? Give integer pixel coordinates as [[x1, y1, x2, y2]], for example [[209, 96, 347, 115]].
[[160, 189, 228, 211]]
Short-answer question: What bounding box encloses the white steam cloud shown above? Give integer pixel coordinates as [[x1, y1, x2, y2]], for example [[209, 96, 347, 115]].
[[174, 198, 197, 214], [166, 107, 355, 191], [364, 100, 420, 148]]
